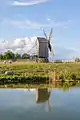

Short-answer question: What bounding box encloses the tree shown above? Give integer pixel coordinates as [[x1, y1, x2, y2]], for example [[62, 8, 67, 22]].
[[22, 53, 30, 59], [75, 58, 80, 62], [0, 54, 3, 60], [3, 54, 6, 60], [4, 50, 15, 59], [15, 53, 21, 59]]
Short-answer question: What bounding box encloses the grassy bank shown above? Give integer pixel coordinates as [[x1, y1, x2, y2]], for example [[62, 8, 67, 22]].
[[0, 81, 80, 90], [0, 62, 80, 85]]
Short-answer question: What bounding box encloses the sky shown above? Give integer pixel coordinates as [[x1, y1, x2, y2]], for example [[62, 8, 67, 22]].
[[0, 0, 80, 59]]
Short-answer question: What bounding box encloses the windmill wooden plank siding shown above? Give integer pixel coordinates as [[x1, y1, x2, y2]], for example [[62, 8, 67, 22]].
[[36, 37, 48, 58]]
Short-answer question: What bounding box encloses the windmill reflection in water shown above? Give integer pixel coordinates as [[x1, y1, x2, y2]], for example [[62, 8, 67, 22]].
[[35, 88, 51, 112]]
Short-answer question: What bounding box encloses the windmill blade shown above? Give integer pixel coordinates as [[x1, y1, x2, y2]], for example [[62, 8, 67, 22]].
[[50, 44, 54, 56], [27, 41, 36, 54], [50, 49, 54, 56], [48, 41, 52, 52], [49, 28, 53, 41], [48, 41, 54, 56], [43, 29, 48, 39]]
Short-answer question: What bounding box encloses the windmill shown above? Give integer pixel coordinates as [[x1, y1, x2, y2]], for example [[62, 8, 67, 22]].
[[36, 28, 54, 62]]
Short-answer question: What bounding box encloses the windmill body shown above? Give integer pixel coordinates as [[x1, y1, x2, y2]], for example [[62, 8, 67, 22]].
[[36, 37, 49, 59]]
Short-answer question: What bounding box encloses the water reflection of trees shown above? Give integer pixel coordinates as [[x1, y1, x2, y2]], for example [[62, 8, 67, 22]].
[[59, 81, 79, 91]]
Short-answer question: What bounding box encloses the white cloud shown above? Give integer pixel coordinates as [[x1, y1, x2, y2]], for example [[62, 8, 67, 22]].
[[0, 37, 79, 59], [9, 19, 72, 29], [11, 0, 49, 6], [9, 19, 48, 29], [0, 37, 37, 54]]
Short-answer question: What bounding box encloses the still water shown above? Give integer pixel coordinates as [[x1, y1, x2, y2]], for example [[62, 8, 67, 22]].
[[0, 87, 80, 120]]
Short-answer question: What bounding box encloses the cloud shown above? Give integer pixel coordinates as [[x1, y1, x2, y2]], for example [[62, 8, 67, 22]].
[[0, 37, 79, 59], [9, 19, 46, 29], [8, 19, 72, 29], [0, 37, 37, 54], [10, 0, 49, 6]]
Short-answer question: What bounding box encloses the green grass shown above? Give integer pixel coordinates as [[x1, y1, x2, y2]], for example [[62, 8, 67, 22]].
[[0, 62, 80, 85]]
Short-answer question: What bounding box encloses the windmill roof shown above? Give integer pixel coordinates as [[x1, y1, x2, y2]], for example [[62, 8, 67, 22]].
[[37, 37, 48, 42]]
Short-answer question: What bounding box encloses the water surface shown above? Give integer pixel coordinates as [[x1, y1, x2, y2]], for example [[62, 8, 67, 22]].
[[0, 87, 80, 120]]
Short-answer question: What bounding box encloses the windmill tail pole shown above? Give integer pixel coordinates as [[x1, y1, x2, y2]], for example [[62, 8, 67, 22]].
[[49, 70, 59, 84]]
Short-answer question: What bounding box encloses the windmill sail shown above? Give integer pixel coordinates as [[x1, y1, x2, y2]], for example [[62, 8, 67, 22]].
[[50, 46, 54, 56], [48, 41, 54, 56], [48, 28, 54, 55], [49, 28, 53, 41], [42, 28, 54, 58], [48, 41, 52, 52], [43, 29, 48, 39]]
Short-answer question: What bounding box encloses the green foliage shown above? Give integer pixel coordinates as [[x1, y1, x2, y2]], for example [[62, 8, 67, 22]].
[[0, 54, 3, 60], [0, 75, 48, 84], [3, 50, 15, 59], [0, 62, 80, 85], [59, 69, 71, 81], [15, 53, 21, 59], [0, 50, 31, 60], [22, 53, 30, 59], [70, 73, 77, 80], [75, 58, 80, 62]]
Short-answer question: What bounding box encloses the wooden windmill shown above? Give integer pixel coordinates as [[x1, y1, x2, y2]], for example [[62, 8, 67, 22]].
[[36, 28, 54, 62]]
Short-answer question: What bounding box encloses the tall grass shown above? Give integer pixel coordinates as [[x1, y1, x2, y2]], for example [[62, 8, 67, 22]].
[[0, 62, 80, 85]]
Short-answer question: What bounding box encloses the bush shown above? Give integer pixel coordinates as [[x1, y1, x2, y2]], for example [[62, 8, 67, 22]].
[[71, 73, 77, 80]]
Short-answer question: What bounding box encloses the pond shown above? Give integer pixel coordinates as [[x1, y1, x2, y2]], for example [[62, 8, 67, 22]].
[[0, 86, 80, 120]]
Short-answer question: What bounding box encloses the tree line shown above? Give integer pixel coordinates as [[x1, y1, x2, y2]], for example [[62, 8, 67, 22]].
[[75, 58, 80, 62], [0, 50, 34, 60], [0, 50, 80, 62]]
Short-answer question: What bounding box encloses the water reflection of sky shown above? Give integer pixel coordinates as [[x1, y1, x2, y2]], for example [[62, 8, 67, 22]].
[[0, 89, 36, 108], [0, 88, 80, 120]]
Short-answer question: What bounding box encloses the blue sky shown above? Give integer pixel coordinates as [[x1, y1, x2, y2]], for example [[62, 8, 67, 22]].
[[0, 0, 80, 59]]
